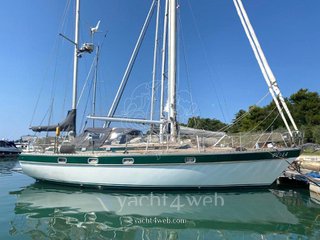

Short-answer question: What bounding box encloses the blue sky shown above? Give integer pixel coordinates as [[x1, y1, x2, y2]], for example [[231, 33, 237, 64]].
[[0, 0, 319, 140]]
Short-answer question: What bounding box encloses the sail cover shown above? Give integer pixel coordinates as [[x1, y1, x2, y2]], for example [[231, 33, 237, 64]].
[[73, 127, 143, 148], [72, 127, 112, 148], [30, 109, 76, 132]]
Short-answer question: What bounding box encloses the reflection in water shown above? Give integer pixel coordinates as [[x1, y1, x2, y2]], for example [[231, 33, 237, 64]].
[[0, 159, 18, 176], [9, 182, 320, 239], [311, 191, 320, 205]]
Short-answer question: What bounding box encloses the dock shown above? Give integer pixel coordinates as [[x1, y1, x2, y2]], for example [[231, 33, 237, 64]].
[[279, 155, 320, 203]]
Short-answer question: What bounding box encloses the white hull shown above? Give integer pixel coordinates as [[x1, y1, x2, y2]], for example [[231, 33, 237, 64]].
[[20, 157, 296, 188], [16, 187, 298, 224]]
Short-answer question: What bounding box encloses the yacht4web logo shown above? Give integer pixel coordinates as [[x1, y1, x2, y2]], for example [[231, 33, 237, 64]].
[[114, 192, 225, 212], [120, 81, 198, 129]]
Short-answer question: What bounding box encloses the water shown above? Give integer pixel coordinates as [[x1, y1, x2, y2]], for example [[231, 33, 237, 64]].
[[1, 159, 320, 240]]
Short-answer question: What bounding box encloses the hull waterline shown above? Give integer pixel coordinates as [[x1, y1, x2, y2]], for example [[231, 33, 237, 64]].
[[19, 149, 300, 189]]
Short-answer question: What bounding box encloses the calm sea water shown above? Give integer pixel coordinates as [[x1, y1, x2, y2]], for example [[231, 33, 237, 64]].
[[1, 159, 320, 240]]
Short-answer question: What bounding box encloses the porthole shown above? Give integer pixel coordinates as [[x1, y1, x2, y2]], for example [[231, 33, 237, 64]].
[[57, 158, 67, 164], [122, 158, 134, 165], [88, 158, 99, 164], [185, 157, 196, 164]]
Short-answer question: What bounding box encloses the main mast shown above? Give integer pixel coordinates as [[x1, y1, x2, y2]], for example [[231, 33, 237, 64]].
[[168, 0, 177, 141], [71, 0, 80, 134], [87, 0, 177, 135]]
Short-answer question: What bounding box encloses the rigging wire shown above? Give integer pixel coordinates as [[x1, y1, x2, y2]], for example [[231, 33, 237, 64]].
[[46, 100, 55, 137], [186, 0, 229, 123], [76, 32, 108, 106], [48, 0, 73, 132], [177, 5, 200, 126], [76, 56, 97, 108], [96, 32, 109, 124], [60, 62, 71, 120], [218, 91, 270, 132], [264, 112, 281, 133], [224, 106, 281, 150], [233, 0, 297, 136], [241, 106, 278, 136], [37, 104, 52, 127], [80, 77, 94, 133], [153, 4, 164, 122], [29, 0, 71, 128], [78, 31, 109, 130]]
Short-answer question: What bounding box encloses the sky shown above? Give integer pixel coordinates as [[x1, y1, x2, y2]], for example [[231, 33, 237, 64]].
[[0, 0, 319, 140]]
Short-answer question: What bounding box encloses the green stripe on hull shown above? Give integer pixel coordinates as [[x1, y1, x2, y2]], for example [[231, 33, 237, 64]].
[[19, 148, 301, 165]]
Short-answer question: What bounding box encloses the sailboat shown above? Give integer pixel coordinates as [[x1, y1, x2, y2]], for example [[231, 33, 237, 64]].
[[19, 0, 301, 189]]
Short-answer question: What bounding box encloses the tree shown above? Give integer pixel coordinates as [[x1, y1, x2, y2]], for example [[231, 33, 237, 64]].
[[183, 89, 320, 143], [289, 89, 320, 126], [186, 116, 227, 132]]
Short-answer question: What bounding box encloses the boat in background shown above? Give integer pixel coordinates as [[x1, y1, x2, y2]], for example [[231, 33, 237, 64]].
[[0, 140, 20, 158], [14, 135, 38, 153]]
